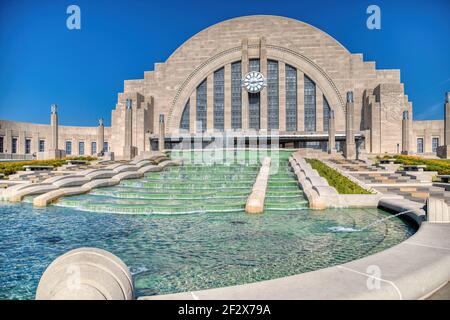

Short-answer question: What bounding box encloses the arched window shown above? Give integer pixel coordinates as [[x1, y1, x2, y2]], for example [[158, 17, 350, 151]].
[[285, 64, 297, 131], [323, 96, 330, 132], [304, 75, 316, 132], [196, 79, 207, 132], [214, 68, 225, 131], [180, 100, 190, 131], [267, 60, 279, 129]]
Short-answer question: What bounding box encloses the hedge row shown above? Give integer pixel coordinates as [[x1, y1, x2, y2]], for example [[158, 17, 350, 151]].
[[0, 156, 97, 178], [306, 159, 372, 194], [380, 155, 450, 175]]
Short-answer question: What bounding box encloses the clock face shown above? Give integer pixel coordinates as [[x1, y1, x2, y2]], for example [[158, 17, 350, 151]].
[[242, 71, 266, 93]]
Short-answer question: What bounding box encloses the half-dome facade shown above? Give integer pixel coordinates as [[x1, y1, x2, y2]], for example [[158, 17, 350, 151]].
[[0, 15, 445, 160]]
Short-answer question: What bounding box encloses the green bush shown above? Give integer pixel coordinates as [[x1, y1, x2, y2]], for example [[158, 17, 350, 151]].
[[0, 156, 97, 177], [378, 155, 450, 175], [306, 159, 372, 194]]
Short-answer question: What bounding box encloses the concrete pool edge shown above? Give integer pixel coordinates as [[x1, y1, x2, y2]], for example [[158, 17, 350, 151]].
[[139, 203, 450, 300]]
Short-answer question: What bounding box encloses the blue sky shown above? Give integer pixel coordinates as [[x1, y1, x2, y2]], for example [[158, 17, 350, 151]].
[[0, 0, 449, 126]]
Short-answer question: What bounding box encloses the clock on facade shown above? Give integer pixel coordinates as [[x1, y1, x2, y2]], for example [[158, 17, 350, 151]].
[[242, 71, 266, 93]]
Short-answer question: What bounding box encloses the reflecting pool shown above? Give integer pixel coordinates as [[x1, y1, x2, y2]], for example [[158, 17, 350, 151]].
[[0, 151, 415, 299]]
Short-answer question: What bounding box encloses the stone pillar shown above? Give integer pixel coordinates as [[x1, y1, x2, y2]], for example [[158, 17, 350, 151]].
[[344, 91, 356, 159], [50, 104, 58, 151], [328, 110, 336, 153], [206, 74, 214, 132], [241, 39, 249, 130], [401, 110, 410, 154], [259, 37, 268, 131], [297, 70, 305, 132], [437, 92, 450, 159], [97, 118, 105, 154], [123, 99, 133, 159], [189, 90, 197, 134], [159, 114, 165, 152], [445, 92, 450, 145]]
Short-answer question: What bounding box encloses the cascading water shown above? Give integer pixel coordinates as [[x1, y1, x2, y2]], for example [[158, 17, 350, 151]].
[[54, 150, 308, 214], [0, 150, 416, 300]]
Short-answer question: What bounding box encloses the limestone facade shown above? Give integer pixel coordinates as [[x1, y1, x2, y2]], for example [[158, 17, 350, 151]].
[[0, 16, 446, 159]]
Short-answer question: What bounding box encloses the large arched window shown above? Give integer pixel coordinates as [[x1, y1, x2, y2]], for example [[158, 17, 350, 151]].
[[267, 60, 279, 129], [304, 75, 316, 132], [180, 100, 190, 131], [285, 64, 297, 131], [213, 67, 225, 131], [196, 79, 207, 132], [323, 97, 330, 132]]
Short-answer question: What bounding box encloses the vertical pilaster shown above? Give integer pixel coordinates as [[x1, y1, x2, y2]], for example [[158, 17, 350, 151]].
[[316, 88, 323, 132], [297, 70, 304, 132], [159, 114, 165, 152], [278, 61, 286, 132], [344, 91, 356, 159], [259, 37, 267, 131], [18, 131, 25, 154], [189, 91, 197, 134], [328, 110, 336, 153], [50, 104, 58, 151], [97, 118, 105, 154], [241, 39, 249, 130], [401, 110, 410, 154], [445, 94, 450, 145], [5, 129, 12, 154], [224, 64, 232, 130], [123, 99, 133, 159], [207, 74, 214, 132], [32, 132, 39, 154]]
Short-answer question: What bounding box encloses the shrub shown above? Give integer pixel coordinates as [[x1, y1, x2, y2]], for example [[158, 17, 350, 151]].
[[306, 159, 372, 194], [377, 155, 450, 175], [0, 156, 97, 177]]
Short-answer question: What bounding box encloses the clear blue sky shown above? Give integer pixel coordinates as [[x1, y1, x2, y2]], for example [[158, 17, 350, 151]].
[[0, 0, 449, 126]]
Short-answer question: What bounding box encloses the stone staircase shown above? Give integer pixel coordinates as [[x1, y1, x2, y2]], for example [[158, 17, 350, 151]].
[[375, 186, 450, 205], [325, 158, 450, 206]]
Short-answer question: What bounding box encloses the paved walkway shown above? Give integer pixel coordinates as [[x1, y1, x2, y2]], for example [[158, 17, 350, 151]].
[[325, 158, 450, 206]]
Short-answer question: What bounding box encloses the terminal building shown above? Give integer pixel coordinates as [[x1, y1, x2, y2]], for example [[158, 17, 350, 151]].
[[0, 15, 449, 160]]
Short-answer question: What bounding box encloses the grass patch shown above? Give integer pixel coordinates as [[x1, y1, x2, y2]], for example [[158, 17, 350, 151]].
[[306, 159, 372, 194], [0, 156, 97, 178], [379, 155, 450, 175]]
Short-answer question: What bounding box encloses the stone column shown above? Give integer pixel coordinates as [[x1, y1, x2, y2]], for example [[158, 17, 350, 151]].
[[159, 114, 165, 152], [259, 37, 268, 131], [97, 118, 105, 154], [50, 104, 58, 151], [207, 74, 214, 132], [328, 110, 336, 154], [344, 91, 356, 159], [437, 92, 450, 158], [189, 91, 197, 134], [123, 99, 133, 159], [316, 88, 323, 132], [445, 92, 450, 145], [241, 39, 249, 130], [297, 70, 305, 132], [401, 110, 410, 154]]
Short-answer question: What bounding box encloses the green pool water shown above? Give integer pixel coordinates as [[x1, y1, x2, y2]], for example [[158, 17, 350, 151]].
[[0, 150, 415, 299]]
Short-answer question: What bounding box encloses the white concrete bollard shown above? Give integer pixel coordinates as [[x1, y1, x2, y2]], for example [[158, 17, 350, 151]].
[[36, 248, 134, 300]]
